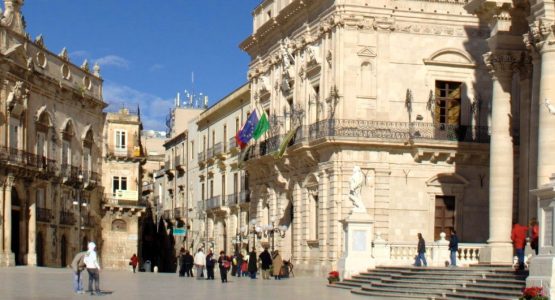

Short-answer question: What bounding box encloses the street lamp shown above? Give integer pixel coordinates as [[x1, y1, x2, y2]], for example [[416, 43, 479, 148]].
[[241, 219, 262, 250], [73, 172, 85, 251], [263, 217, 287, 252]]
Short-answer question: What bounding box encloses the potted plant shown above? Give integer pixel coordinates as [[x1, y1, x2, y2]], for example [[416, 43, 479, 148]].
[[520, 287, 549, 300], [327, 271, 340, 284]]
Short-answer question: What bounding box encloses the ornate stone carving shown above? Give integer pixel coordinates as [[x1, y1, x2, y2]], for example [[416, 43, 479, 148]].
[[81, 59, 90, 72], [6, 80, 28, 114], [58, 47, 69, 61], [1, 0, 25, 34], [348, 166, 366, 213], [524, 19, 554, 51], [34, 34, 45, 48], [483, 51, 518, 75], [93, 62, 101, 78]]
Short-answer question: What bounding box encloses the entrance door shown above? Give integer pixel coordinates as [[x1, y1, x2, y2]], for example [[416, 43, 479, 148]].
[[435, 196, 456, 240], [61, 235, 67, 268], [11, 208, 21, 265], [36, 232, 44, 266]]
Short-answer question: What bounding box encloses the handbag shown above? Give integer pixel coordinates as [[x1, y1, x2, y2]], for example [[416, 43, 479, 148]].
[[129, 262, 133, 266]]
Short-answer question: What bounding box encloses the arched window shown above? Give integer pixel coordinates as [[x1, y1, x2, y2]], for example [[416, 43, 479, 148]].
[[111, 219, 127, 232]]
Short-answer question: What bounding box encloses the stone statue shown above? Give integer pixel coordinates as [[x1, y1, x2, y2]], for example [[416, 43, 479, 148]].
[[348, 166, 366, 213]]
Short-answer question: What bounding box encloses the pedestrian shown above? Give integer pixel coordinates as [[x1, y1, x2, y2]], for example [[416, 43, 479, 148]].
[[206, 249, 216, 280], [218, 250, 231, 283], [241, 260, 248, 277], [259, 247, 272, 280], [448, 229, 459, 267], [129, 253, 138, 273], [194, 248, 206, 279], [248, 248, 257, 279], [413, 233, 427, 267], [84, 242, 102, 296], [530, 218, 539, 255], [512, 222, 528, 271], [184, 250, 194, 277], [178, 248, 186, 277], [272, 250, 283, 280], [71, 251, 87, 294], [234, 252, 244, 277]]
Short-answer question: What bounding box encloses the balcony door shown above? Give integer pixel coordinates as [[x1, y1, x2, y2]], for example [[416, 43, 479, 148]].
[[434, 195, 456, 240]]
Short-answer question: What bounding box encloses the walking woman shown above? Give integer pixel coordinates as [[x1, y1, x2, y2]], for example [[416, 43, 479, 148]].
[[218, 250, 230, 283], [248, 248, 258, 279]]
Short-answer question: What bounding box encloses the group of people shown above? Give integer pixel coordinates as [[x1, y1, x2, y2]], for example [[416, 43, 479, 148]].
[[512, 218, 539, 271], [71, 242, 102, 296], [413, 229, 459, 267], [177, 247, 289, 283]]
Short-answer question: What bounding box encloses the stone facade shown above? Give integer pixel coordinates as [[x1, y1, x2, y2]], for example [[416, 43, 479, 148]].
[[100, 108, 145, 269], [0, 0, 105, 267]]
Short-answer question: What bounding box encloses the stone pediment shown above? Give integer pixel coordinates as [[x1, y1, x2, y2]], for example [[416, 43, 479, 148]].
[[426, 173, 469, 187], [357, 47, 377, 57], [423, 48, 476, 68]]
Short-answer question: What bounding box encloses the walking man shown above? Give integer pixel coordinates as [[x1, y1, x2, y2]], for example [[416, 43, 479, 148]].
[[512, 222, 528, 271], [413, 233, 427, 267], [259, 247, 272, 279], [71, 251, 87, 294], [194, 248, 206, 279], [449, 229, 459, 267]]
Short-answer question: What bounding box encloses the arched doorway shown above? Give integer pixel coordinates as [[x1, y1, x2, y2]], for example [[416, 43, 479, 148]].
[[60, 235, 67, 268], [36, 232, 45, 266], [11, 187, 22, 265]]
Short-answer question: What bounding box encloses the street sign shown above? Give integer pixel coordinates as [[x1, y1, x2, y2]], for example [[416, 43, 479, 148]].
[[173, 228, 187, 236]]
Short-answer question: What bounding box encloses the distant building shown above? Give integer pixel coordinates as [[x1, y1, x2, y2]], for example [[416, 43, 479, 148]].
[[0, 0, 105, 267]]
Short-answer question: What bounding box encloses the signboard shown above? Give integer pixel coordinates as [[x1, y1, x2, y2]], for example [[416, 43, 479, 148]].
[[173, 228, 187, 236]]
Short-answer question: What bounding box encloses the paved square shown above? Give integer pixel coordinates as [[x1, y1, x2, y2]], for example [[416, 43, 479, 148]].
[[0, 267, 360, 300]]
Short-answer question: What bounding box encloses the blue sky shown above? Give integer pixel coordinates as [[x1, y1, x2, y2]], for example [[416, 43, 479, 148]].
[[22, 0, 261, 130]]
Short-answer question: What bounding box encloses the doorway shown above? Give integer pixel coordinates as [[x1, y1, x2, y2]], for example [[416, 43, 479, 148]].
[[11, 187, 22, 265], [61, 235, 67, 268], [36, 232, 44, 266], [434, 195, 456, 240]]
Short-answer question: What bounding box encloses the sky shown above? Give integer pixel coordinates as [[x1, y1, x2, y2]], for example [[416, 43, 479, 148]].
[[22, 0, 261, 131]]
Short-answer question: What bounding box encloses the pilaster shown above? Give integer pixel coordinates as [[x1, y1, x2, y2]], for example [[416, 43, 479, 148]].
[[27, 186, 37, 266], [2, 176, 15, 266]]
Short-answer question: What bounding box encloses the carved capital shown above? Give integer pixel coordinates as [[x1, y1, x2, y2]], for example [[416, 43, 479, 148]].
[[524, 19, 554, 52], [483, 51, 518, 76]]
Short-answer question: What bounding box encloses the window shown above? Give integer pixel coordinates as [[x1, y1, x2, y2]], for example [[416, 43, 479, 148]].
[[202, 183, 205, 201], [9, 118, 19, 149], [210, 180, 214, 198], [83, 147, 91, 174], [115, 130, 126, 150], [36, 188, 45, 208], [111, 219, 127, 232], [360, 62, 373, 96], [235, 118, 239, 133], [233, 173, 238, 194], [37, 132, 46, 158], [435, 81, 462, 126], [191, 141, 195, 160], [222, 175, 226, 203], [112, 176, 128, 194], [223, 125, 227, 152], [62, 140, 71, 165]]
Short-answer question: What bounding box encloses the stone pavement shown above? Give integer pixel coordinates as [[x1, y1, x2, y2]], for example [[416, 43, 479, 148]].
[[0, 267, 361, 300]]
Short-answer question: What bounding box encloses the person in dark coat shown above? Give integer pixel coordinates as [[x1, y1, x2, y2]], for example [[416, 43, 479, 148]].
[[248, 248, 258, 279], [205, 250, 216, 280], [217, 251, 230, 283], [234, 252, 244, 277], [178, 248, 186, 277], [448, 229, 459, 267], [184, 250, 194, 277], [259, 247, 273, 279], [413, 233, 427, 267]]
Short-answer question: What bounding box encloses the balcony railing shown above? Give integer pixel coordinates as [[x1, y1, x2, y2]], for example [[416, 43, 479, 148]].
[[107, 145, 143, 158], [174, 155, 184, 170], [206, 196, 222, 210], [0, 146, 42, 168], [206, 147, 214, 160], [213, 143, 223, 156], [307, 119, 490, 143], [59, 211, 76, 225], [229, 137, 237, 150], [37, 208, 52, 223], [198, 151, 205, 162], [239, 190, 250, 204], [227, 193, 238, 205], [61, 164, 81, 183], [37, 157, 57, 174]]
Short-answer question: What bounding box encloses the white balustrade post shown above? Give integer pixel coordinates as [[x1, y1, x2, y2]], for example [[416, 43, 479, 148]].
[[432, 232, 450, 267], [372, 232, 390, 266]]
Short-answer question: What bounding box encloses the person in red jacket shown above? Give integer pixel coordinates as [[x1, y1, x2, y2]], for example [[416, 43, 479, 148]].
[[130, 254, 139, 273], [530, 218, 539, 255], [511, 223, 528, 271]]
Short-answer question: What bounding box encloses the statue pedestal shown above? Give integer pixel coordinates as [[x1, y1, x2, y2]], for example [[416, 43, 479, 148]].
[[528, 175, 555, 298], [338, 212, 374, 279]]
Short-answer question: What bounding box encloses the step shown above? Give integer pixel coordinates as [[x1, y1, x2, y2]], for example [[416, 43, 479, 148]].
[[380, 278, 470, 286], [444, 291, 520, 300], [457, 287, 521, 297], [474, 278, 526, 285], [390, 274, 481, 282], [351, 288, 430, 300], [360, 285, 445, 298], [465, 282, 524, 291], [371, 281, 462, 291]]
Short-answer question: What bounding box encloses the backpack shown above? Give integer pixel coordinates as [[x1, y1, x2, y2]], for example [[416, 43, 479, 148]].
[[223, 259, 231, 269]]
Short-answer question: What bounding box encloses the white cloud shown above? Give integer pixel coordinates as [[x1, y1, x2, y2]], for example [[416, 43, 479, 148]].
[[103, 81, 173, 131], [149, 64, 164, 72], [69, 50, 90, 60], [94, 55, 130, 69]]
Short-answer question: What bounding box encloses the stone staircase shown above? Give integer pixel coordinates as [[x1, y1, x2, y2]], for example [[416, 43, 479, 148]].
[[328, 266, 527, 299]]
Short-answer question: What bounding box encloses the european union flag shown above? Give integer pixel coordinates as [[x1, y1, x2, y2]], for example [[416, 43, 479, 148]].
[[238, 110, 259, 145]]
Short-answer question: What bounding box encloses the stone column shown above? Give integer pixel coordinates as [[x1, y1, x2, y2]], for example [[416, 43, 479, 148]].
[[481, 52, 516, 265], [0, 181, 5, 255], [27, 187, 37, 266], [535, 33, 555, 186], [3, 176, 15, 266]]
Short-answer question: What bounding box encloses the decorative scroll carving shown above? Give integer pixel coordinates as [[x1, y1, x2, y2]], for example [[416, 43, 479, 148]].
[[483, 51, 518, 75], [524, 19, 554, 51]]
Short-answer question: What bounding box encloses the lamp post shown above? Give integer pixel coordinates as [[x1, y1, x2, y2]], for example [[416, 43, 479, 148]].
[[73, 172, 85, 252], [241, 219, 262, 250], [263, 217, 287, 252]]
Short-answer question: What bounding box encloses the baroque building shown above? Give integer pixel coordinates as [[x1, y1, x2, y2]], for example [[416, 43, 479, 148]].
[[0, 0, 105, 267], [236, 0, 549, 275]]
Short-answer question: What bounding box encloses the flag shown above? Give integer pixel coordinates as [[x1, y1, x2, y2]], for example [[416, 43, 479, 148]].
[[238, 111, 258, 145], [252, 112, 269, 140], [273, 125, 300, 159], [235, 131, 246, 149]]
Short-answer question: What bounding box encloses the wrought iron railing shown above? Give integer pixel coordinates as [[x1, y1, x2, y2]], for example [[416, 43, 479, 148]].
[[0, 146, 42, 168], [307, 119, 490, 143], [59, 211, 76, 225], [206, 196, 222, 209], [207, 147, 214, 160], [229, 137, 237, 150], [214, 143, 223, 156], [104, 197, 147, 207], [227, 193, 238, 205], [239, 190, 250, 204], [37, 208, 51, 223]]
